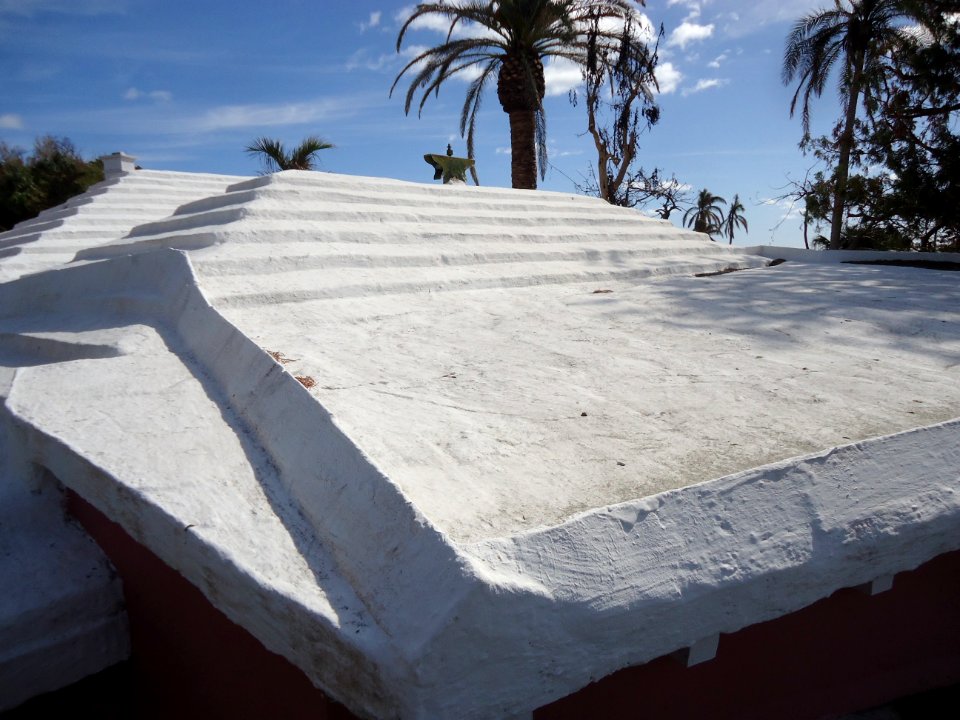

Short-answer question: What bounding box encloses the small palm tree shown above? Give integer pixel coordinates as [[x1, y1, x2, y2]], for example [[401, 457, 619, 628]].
[[722, 194, 748, 244], [683, 188, 726, 238], [245, 136, 333, 174], [782, 0, 909, 249], [392, 1, 652, 190]]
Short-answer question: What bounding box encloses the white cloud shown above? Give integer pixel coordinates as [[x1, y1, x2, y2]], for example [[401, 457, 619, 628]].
[[718, 1, 828, 38], [707, 52, 727, 69], [195, 97, 357, 132], [574, 10, 656, 44], [350, 41, 432, 73], [544, 57, 582, 97], [394, 4, 504, 41], [0, 112, 23, 129], [495, 146, 511, 155], [124, 87, 172, 103], [401, 43, 428, 57], [760, 196, 804, 223], [393, 4, 654, 94], [397, 7, 463, 34], [457, 65, 484, 83], [668, 0, 702, 19], [668, 21, 714, 49], [347, 49, 393, 72], [682, 77, 729, 96], [654, 62, 682, 94], [359, 10, 381, 32]]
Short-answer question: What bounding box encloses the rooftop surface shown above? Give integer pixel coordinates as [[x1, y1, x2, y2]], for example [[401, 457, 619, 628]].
[[1, 167, 958, 718], [213, 260, 960, 544]]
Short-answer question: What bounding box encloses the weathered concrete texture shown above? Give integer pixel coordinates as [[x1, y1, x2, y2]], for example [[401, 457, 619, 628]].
[[535, 550, 960, 720], [0, 169, 958, 718], [0, 413, 128, 711], [744, 244, 960, 266], [0, 168, 245, 282]]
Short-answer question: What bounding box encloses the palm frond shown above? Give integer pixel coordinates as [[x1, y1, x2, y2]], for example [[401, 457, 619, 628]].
[[245, 137, 287, 174], [289, 136, 333, 170], [393, 0, 650, 189], [245, 135, 332, 173]]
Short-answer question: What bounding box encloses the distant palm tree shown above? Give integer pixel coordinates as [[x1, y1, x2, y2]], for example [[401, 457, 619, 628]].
[[782, 0, 908, 249], [683, 188, 726, 238], [392, 1, 652, 190], [722, 194, 748, 244], [245, 136, 333, 174]]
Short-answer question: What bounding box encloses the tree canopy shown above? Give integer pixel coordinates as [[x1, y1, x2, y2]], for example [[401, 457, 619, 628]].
[[392, 0, 654, 190], [0, 136, 103, 233], [782, 0, 959, 251], [683, 189, 726, 237], [782, 0, 911, 249], [244, 136, 333, 174], [571, 12, 661, 206]]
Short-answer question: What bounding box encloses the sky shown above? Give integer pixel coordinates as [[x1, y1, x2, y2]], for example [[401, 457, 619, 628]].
[[0, 0, 848, 247]]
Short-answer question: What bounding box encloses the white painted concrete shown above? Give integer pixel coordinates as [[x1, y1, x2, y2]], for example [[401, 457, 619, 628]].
[[101, 151, 136, 176], [744, 244, 960, 265], [678, 635, 720, 667], [0, 378, 129, 710], [1, 168, 958, 718], [861, 575, 896, 595], [0, 168, 245, 282]]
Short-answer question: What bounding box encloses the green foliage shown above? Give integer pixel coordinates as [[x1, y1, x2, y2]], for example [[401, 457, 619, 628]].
[[790, 2, 960, 251], [782, 0, 911, 249], [244, 136, 333, 174], [392, 1, 652, 189], [683, 189, 726, 238], [0, 136, 103, 232], [722, 194, 748, 244], [576, 164, 690, 219], [573, 12, 661, 206]]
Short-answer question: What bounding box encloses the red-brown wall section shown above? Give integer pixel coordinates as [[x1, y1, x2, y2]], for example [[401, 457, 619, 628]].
[[537, 550, 960, 720], [68, 490, 960, 720], [66, 490, 359, 720]]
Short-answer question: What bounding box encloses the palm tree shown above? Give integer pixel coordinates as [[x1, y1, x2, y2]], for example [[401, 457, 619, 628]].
[[245, 136, 333, 174], [683, 188, 726, 238], [392, 1, 651, 190], [782, 0, 909, 249], [722, 194, 748, 244]]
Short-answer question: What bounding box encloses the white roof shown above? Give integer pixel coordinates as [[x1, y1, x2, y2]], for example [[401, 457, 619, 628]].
[[2, 168, 958, 718]]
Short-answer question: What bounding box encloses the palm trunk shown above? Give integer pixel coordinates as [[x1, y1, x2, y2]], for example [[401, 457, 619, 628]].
[[829, 52, 865, 250], [508, 110, 538, 190]]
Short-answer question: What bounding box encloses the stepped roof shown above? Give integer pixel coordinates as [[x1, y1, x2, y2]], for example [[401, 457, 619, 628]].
[[1, 167, 958, 718]]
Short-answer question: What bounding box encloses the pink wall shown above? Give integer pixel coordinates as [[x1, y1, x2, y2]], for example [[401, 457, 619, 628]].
[[68, 489, 960, 719]]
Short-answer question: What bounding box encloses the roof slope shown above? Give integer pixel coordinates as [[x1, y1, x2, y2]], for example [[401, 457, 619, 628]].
[[1, 169, 958, 718], [0, 169, 244, 281]]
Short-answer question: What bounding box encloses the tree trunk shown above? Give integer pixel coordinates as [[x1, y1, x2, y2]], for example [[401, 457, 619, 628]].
[[508, 110, 538, 190], [585, 81, 611, 202], [497, 53, 544, 191], [829, 52, 866, 250]]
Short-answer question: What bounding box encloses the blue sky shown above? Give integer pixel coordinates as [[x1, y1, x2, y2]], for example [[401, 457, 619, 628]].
[[1, 0, 845, 247]]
